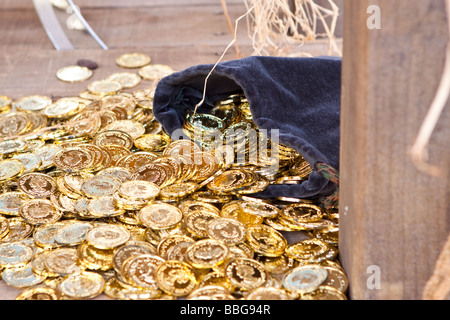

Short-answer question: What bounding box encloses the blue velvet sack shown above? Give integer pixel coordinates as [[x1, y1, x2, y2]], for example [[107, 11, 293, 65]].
[[153, 56, 341, 203]]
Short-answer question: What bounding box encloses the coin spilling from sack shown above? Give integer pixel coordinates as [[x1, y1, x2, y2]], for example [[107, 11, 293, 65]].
[[0, 53, 345, 300]]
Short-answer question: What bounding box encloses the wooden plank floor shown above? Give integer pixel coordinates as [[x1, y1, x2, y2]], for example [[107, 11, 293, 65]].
[[0, 0, 341, 300]]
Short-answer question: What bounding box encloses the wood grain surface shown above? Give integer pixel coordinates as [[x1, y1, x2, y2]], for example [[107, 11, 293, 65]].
[[340, 0, 450, 300]]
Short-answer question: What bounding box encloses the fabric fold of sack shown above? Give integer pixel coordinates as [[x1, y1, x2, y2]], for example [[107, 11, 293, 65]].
[[153, 56, 341, 201]]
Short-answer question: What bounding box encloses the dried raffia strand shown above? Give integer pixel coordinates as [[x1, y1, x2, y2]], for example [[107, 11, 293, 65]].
[[243, 0, 341, 57], [410, 0, 450, 177], [193, 5, 255, 117]]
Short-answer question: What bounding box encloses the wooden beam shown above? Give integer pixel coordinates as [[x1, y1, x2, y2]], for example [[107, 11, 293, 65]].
[[340, 0, 450, 299]]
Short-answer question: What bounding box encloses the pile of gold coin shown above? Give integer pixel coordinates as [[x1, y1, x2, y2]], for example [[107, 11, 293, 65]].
[[0, 53, 346, 300]]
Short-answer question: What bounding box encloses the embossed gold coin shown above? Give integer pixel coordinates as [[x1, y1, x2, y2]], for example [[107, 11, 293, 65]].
[[113, 241, 157, 274], [43, 98, 84, 119], [138, 203, 183, 230], [13, 95, 52, 113], [107, 72, 142, 89], [285, 239, 334, 263], [103, 120, 145, 140], [88, 80, 123, 96], [134, 134, 171, 152], [12, 153, 42, 173], [116, 52, 151, 68], [206, 217, 246, 245], [77, 242, 114, 271], [2, 264, 46, 288], [0, 216, 9, 239], [0, 192, 29, 216], [224, 258, 268, 291], [245, 287, 292, 300], [138, 64, 174, 81], [19, 199, 62, 225], [0, 112, 31, 138], [87, 196, 125, 217], [300, 285, 347, 300], [0, 241, 35, 267], [81, 175, 122, 198], [184, 209, 220, 239], [241, 201, 281, 218], [159, 182, 198, 200], [58, 271, 105, 299], [282, 265, 328, 294], [92, 130, 134, 149], [0, 159, 24, 182], [18, 173, 57, 198], [246, 224, 287, 257], [185, 238, 229, 269], [16, 286, 60, 300], [121, 253, 165, 288], [86, 224, 131, 249], [56, 65, 93, 83], [155, 260, 198, 297], [118, 180, 160, 202]]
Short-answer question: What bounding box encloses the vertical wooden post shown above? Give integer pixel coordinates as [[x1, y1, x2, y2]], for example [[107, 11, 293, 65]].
[[340, 0, 450, 300]]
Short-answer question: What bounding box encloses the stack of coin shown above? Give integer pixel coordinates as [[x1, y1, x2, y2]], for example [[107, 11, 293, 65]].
[[0, 53, 346, 301]]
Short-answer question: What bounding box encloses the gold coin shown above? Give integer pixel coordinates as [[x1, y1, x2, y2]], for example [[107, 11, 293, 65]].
[[185, 238, 229, 269], [102, 145, 132, 166], [285, 239, 334, 263], [138, 64, 174, 81], [19, 199, 63, 225], [257, 254, 296, 275], [103, 277, 162, 300], [12, 153, 42, 174], [207, 169, 254, 193], [16, 286, 60, 300], [85, 224, 131, 249], [101, 94, 136, 117], [103, 120, 145, 140], [163, 139, 201, 158], [1, 218, 33, 242], [33, 144, 62, 170], [187, 285, 233, 300], [116, 53, 151, 68], [87, 196, 125, 218], [282, 265, 328, 294], [88, 80, 123, 96], [53, 220, 93, 246], [13, 95, 52, 112], [179, 199, 220, 216], [0, 159, 24, 182], [0, 241, 35, 267], [246, 224, 287, 257], [134, 134, 171, 152], [113, 241, 157, 274], [156, 235, 194, 259], [43, 98, 84, 119], [191, 152, 220, 182], [245, 287, 292, 300], [190, 191, 233, 204], [80, 175, 122, 198], [0, 112, 31, 138], [118, 180, 160, 201], [115, 151, 158, 172], [300, 285, 347, 300], [33, 222, 67, 249], [18, 172, 58, 198], [56, 65, 93, 83], [0, 139, 27, 155], [0, 192, 29, 216], [321, 265, 349, 293], [58, 271, 105, 299], [77, 242, 114, 271], [0, 216, 9, 239], [2, 264, 46, 288], [241, 201, 281, 218], [44, 247, 81, 276], [130, 163, 169, 187], [224, 258, 268, 291], [121, 253, 165, 289], [52, 147, 94, 172], [280, 203, 323, 224], [206, 217, 246, 246], [96, 166, 132, 183], [184, 209, 220, 239], [155, 260, 198, 297], [107, 72, 142, 89], [138, 203, 183, 230], [159, 182, 198, 200]]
